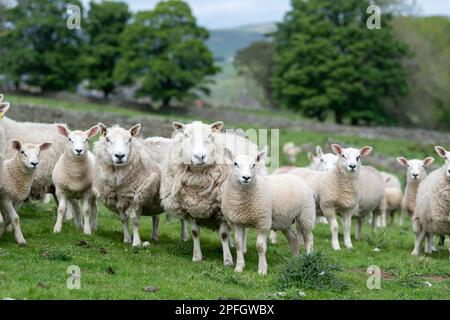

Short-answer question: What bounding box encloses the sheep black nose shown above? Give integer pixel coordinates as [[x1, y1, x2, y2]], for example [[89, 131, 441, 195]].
[[31, 162, 38, 167], [412, 173, 419, 178], [194, 154, 206, 161], [75, 149, 82, 154], [115, 153, 125, 160], [242, 176, 251, 181], [349, 164, 357, 170]]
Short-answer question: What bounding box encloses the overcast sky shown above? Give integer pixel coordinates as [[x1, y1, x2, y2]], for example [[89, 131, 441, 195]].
[[82, 0, 450, 29]]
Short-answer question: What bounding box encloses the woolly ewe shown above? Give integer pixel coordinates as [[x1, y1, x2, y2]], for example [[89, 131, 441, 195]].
[[93, 123, 164, 247], [412, 146, 450, 258], [0, 140, 52, 245], [291, 144, 373, 250], [52, 125, 99, 235], [222, 149, 315, 275], [160, 121, 264, 265]]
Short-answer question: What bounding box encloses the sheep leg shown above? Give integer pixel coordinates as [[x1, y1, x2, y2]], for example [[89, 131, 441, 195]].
[[234, 226, 245, 273], [326, 213, 340, 251], [256, 229, 268, 275], [53, 188, 67, 233], [430, 234, 438, 252], [342, 212, 353, 249], [398, 209, 404, 226], [295, 223, 305, 246], [191, 219, 202, 262], [243, 228, 248, 254], [181, 219, 188, 242], [69, 200, 83, 230], [82, 193, 92, 236], [120, 212, 132, 244], [89, 196, 98, 231], [412, 229, 426, 256], [371, 212, 378, 234], [269, 230, 278, 244], [151, 215, 159, 241], [355, 218, 362, 241], [1, 200, 26, 246], [282, 227, 299, 256], [438, 235, 445, 246], [131, 215, 142, 247], [219, 222, 233, 267], [0, 211, 7, 237], [448, 239, 450, 260]]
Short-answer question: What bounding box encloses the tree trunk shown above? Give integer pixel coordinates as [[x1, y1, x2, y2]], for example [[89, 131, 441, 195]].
[[160, 97, 171, 111], [351, 117, 359, 126], [103, 90, 109, 100], [335, 110, 343, 124]]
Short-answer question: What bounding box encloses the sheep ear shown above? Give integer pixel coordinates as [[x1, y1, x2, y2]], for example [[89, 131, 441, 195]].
[[129, 123, 141, 137], [57, 125, 70, 137], [210, 121, 224, 132], [172, 122, 185, 132], [316, 146, 323, 157], [12, 140, 21, 151], [257, 148, 268, 163], [39, 142, 52, 151], [434, 146, 447, 158], [422, 157, 434, 167], [360, 146, 373, 157], [86, 125, 99, 139], [307, 152, 315, 162], [224, 148, 234, 163], [0, 102, 10, 117], [396, 157, 408, 167], [98, 123, 107, 136], [331, 144, 343, 156]]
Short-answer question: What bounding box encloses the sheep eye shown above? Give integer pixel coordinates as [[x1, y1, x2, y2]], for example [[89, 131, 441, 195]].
[[84, 139, 88, 143], [234, 162, 238, 167], [357, 156, 361, 161], [128, 138, 132, 143], [342, 154, 346, 158], [252, 163, 256, 168], [320, 158, 324, 162], [68, 138, 73, 143], [20, 150, 24, 154], [106, 137, 111, 143]]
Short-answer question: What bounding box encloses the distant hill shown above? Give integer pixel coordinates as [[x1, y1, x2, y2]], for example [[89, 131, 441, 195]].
[[206, 22, 276, 62]]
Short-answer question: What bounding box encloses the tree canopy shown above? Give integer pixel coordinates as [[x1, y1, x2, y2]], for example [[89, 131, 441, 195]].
[[114, 0, 219, 108], [272, 0, 409, 124]]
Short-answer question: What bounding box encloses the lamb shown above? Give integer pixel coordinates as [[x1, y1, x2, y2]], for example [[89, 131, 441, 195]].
[[93, 123, 166, 247], [222, 149, 315, 275], [160, 121, 265, 265], [291, 144, 373, 250], [0, 140, 52, 245], [52, 125, 100, 235], [412, 146, 450, 258], [380, 172, 403, 226], [397, 156, 434, 225]]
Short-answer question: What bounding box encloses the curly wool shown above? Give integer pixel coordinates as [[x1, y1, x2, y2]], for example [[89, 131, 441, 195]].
[[1, 117, 66, 199], [1, 154, 35, 204], [93, 135, 163, 218], [160, 130, 264, 223]]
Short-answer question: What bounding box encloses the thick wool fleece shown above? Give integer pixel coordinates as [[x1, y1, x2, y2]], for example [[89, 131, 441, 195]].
[[53, 151, 95, 194], [1, 154, 35, 203]]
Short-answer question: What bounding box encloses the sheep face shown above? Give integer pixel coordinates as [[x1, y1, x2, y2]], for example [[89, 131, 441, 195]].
[[12, 140, 52, 170], [331, 144, 372, 173], [397, 157, 434, 181], [58, 125, 99, 157], [172, 121, 223, 167], [318, 153, 338, 172], [435, 146, 450, 179], [225, 149, 266, 185], [98, 123, 141, 167]]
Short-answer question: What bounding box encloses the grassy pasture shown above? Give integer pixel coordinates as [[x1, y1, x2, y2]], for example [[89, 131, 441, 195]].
[[0, 95, 448, 300]]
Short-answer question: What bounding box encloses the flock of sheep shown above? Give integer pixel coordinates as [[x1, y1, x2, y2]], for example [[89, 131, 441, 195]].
[[0, 94, 448, 276]]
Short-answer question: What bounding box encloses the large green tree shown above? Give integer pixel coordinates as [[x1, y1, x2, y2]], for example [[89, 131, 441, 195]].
[[0, 0, 83, 91], [272, 0, 409, 124], [234, 41, 276, 108], [83, 1, 130, 99], [114, 0, 218, 108]]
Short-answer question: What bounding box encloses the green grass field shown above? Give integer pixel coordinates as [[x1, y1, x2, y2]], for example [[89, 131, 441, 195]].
[[0, 95, 448, 300]]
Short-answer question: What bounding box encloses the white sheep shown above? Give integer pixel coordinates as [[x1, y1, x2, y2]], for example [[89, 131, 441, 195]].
[[0, 94, 10, 188], [397, 156, 434, 226], [222, 149, 315, 275], [412, 146, 450, 258], [0, 140, 52, 245], [52, 124, 100, 235], [93, 123, 165, 247], [160, 121, 265, 266], [291, 144, 373, 250], [282, 142, 302, 163], [379, 172, 403, 226]]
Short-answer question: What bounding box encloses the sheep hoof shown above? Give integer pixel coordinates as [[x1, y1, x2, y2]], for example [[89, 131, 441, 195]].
[[151, 236, 159, 242], [258, 270, 267, 276], [411, 251, 419, 256], [132, 241, 142, 247], [18, 242, 27, 247], [192, 255, 202, 262], [124, 238, 132, 245], [224, 259, 234, 267], [234, 266, 244, 273]]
